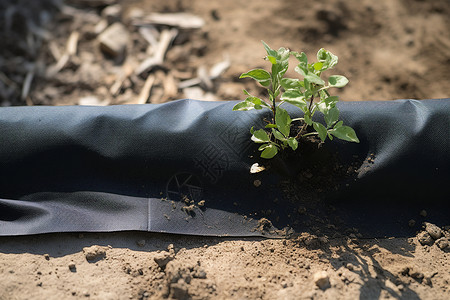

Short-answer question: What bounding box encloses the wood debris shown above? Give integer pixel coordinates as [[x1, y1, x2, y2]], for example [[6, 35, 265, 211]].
[[46, 30, 80, 77], [134, 13, 205, 29], [136, 74, 155, 105], [0, 1, 232, 106], [98, 22, 129, 59], [135, 28, 178, 76]]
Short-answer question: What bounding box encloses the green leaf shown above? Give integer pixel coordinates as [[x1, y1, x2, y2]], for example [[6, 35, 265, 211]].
[[304, 112, 312, 126], [281, 89, 303, 100], [287, 137, 298, 151], [265, 123, 278, 129], [232, 101, 255, 111], [292, 51, 308, 67], [281, 78, 302, 90], [317, 48, 328, 61], [324, 95, 339, 105], [317, 48, 338, 70], [328, 75, 348, 88], [261, 144, 278, 159], [327, 52, 338, 69], [295, 65, 307, 77], [249, 96, 270, 109], [275, 107, 292, 137], [277, 48, 290, 69], [262, 40, 277, 57], [240, 69, 271, 82], [313, 122, 327, 142], [243, 89, 251, 96], [258, 144, 270, 151], [267, 55, 277, 64], [272, 128, 287, 141], [251, 129, 270, 143], [330, 125, 360, 143], [324, 106, 340, 128], [317, 95, 339, 115], [304, 73, 325, 86], [314, 62, 324, 71], [281, 89, 307, 112], [272, 61, 288, 80], [232, 97, 269, 111]]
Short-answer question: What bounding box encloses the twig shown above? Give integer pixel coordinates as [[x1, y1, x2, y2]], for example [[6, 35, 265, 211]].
[[178, 55, 230, 89], [66, 31, 80, 56], [134, 13, 205, 29], [135, 28, 178, 76], [110, 62, 135, 95], [21, 68, 35, 102], [136, 74, 155, 104], [46, 31, 79, 77]]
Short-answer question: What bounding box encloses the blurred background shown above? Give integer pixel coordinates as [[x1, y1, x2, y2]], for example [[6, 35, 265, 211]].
[[1, 0, 449, 106]]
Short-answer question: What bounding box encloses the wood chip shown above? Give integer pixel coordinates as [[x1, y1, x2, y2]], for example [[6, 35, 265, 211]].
[[48, 41, 62, 61], [136, 74, 155, 104], [46, 30, 79, 77], [135, 13, 205, 29], [178, 55, 230, 89], [138, 26, 159, 47], [135, 28, 178, 75], [163, 72, 178, 99], [210, 56, 231, 79], [198, 66, 213, 90], [21, 69, 35, 101], [98, 23, 129, 58], [110, 62, 135, 95], [66, 31, 79, 56]]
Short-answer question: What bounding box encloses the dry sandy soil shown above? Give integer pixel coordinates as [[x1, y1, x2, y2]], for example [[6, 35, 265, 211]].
[[1, 0, 450, 299]]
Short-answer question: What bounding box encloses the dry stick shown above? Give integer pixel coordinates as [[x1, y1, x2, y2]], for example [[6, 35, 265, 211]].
[[48, 41, 62, 61], [135, 28, 178, 76], [110, 63, 134, 96], [21, 68, 35, 103], [178, 56, 230, 89], [46, 31, 79, 77], [135, 13, 205, 29], [136, 74, 155, 104]]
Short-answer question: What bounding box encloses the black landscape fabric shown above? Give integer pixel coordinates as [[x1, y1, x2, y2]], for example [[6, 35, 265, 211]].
[[0, 99, 449, 237]]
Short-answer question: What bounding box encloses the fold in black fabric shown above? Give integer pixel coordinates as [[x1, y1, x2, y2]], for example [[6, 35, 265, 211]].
[[0, 99, 448, 236]]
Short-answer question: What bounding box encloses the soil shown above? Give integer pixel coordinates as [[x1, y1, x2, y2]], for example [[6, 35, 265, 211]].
[[1, 0, 450, 299], [0, 229, 449, 300]]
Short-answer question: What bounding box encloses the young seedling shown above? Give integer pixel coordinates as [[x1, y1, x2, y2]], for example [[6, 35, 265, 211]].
[[233, 41, 359, 159]]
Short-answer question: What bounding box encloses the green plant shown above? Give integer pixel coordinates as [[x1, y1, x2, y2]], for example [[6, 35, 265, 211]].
[[233, 41, 359, 159]]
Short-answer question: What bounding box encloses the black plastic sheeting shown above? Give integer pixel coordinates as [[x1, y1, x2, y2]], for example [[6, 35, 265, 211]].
[[0, 99, 449, 237]]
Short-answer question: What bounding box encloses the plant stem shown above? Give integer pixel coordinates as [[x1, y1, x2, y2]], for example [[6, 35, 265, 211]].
[[308, 95, 314, 111], [301, 132, 318, 138]]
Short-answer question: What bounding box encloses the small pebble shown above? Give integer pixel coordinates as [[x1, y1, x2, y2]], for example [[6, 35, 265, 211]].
[[419, 210, 427, 217], [408, 219, 416, 227], [436, 238, 449, 250], [136, 239, 146, 247], [170, 282, 188, 299], [313, 271, 330, 290], [417, 231, 434, 246], [44, 254, 50, 260], [153, 251, 174, 269], [253, 179, 261, 187], [424, 222, 442, 240], [68, 263, 76, 271]]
